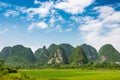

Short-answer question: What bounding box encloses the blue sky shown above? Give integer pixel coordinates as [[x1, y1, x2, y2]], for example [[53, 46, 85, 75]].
[[0, 0, 120, 52]]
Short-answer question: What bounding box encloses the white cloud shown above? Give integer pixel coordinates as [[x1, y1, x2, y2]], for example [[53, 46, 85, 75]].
[[15, 6, 27, 13], [65, 28, 72, 32], [34, 0, 41, 4], [26, 1, 53, 18], [79, 6, 120, 51], [0, 2, 8, 7], [48, 9, 65, 27], [49, 16, 56, 27], [55, 0, 94, 14], [47, 25, 62, 32], [103, 12, 120, 23], [49, 14, 65, 27], [4, 10, 19, 17], [57, 15, 64, 21], [0, 28, 9, 34], [28, 22, 48, 31], [70, 16, 81, 22], [94, 6, 114, 19], [0, 2, 11, 9]]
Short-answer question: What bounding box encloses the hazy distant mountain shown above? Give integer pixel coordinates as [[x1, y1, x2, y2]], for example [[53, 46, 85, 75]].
[[98, 44, 120, 64], [81, 44, 98, 62], [0, 47, 11, 61], [5, 45, 36, 67], [34, 46, 49, 65], [70, 46, 88, 66]]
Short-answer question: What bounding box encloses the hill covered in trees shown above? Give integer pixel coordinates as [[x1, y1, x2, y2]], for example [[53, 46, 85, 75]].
[[0, 43, 120, 69], [0, 45, 36, 68], [98, 44, 120, 63]]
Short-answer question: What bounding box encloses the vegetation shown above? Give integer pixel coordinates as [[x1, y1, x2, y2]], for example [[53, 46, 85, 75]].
[[98, 44, 120, 63], [0, 43, 120, 80], [81, 44, 98, 62], [18, 69, 120, 80], [1, 68, 120, 80], [34, 46, 49, 66], [59, 43, 74, 57], [5, 45, 36, 68], [70, 46, 88, 66], [0, 43, 120, 69], [47, 46, 69, 64], [0, 58, 17, 77], [0, 58, 37, 80], [0, 47, 11, 61]]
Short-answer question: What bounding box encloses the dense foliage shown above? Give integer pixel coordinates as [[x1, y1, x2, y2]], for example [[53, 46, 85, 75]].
[[45, 45, 69, 67], [98, 44, 120, 63], [59, 43, 74, 57], [0, 58, 17, 76], [0, 47, 11, 61], [70, 46, 88, 66], [4, 45, 36, 68], [0, 43, 120, 69], [81, 44, 98, 62], [34, 46, 49, 66]]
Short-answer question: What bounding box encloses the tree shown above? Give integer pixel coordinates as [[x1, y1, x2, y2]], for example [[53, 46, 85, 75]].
[[70, 46, 88, 66]]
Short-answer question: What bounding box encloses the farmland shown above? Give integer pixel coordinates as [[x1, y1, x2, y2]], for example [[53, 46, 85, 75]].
[[17, 69, 120, 80]]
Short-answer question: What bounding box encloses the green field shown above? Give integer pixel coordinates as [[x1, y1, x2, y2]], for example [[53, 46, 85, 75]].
[[1, 69, 120, 80], [17, 69, 120, 80]]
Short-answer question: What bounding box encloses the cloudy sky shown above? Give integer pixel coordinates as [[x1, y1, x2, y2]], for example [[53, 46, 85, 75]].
[[0, 0, 120, 52]]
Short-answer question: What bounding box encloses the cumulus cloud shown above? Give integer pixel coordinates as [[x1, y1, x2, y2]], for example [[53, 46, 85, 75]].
[[93, 6, 114, 19], [28, 22, 48, 31], [79, 6, 120, 51], [55, 0, 94, 14], [4, 10, 19, 17], [26, 1, 53, 18]]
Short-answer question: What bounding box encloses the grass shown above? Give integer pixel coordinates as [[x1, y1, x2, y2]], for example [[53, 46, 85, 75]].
[[17, 69, 120, 80]]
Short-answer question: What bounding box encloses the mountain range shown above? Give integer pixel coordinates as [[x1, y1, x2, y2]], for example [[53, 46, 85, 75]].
[[0, 43, 120, 68]]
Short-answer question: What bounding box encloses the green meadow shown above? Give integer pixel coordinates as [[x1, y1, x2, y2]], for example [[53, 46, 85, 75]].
[[1, 69, 120, 80], [17, 69, 120, 80]]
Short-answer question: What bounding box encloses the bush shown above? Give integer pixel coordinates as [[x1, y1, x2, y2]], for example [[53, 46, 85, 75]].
[[8, 73, 36, 80], [7, 67, 18, 73]]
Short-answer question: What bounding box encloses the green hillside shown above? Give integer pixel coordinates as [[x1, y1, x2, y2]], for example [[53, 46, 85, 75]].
[[98, 44, 120, 63], [0, 43, 120, 68], [0, 47, 11, 61], [70, 46, 88, 66], [81, 44, 98, 62], [5, 45, 36, 67], [34, 46, 49, 66], [59, 43, 74, 57], [47, 45, 69, 65]]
